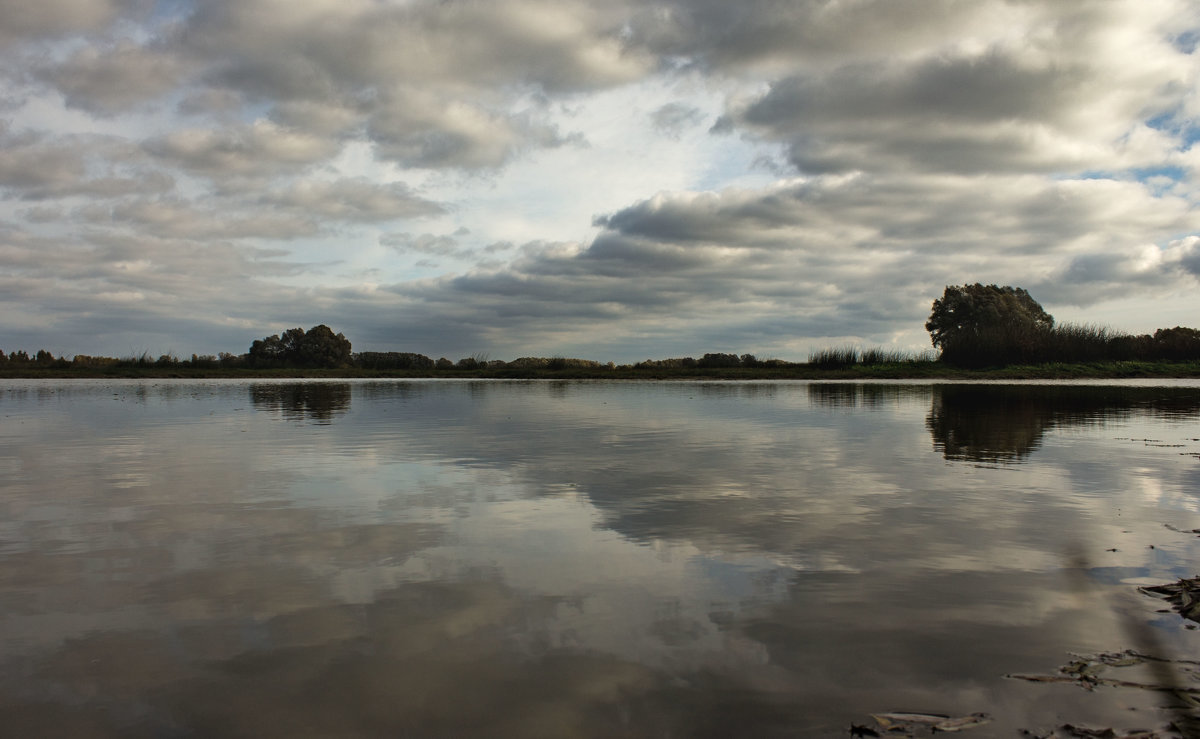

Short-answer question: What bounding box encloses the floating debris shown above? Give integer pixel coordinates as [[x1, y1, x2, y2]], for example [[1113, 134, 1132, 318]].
[[861, 711, 992, 736], [1020, 725, 1165, 738], [1139, 576, 1200, 623], [1162, 524, 1200, 537], [1008, 651, 1200, 698]]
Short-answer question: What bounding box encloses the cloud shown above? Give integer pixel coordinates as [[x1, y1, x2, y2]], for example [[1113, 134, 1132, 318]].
[[627, 0, 997, 72], [144, 120, 341, 179], [12, 167, 1196, 360], [382, 232, 471, 260], [732, 43, 1192, 176], [35, 41, 187, 115], [184, 0, 648, 95], [9, 1, 655, 170], [363, 173, 1200, 358], [367, 91, 576, 169], [650, 102, 705, 139], [95, 198, 320, 240], [259, 179, 443, 223], [0, 126, 172, 200], [162, 0, 651, 168], [0, 0, 1197, 359], [0, 0, 138, 47], [626, 1, 1197, 179], [1179, 237, 1200, 277]]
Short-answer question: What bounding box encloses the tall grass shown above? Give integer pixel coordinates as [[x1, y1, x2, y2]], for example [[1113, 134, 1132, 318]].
[[808, 346, 936, 368], [938, 323, 1200, 367]]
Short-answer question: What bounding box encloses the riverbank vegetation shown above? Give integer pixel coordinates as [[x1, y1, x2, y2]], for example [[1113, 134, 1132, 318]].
[[4, 287, 1200, 379], [4, 352, 1198, 380], [926, 284, 1200, 367]]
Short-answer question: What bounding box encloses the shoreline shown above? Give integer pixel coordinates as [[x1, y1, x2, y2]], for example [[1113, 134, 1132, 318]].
[[4, 359, 1200, 381]]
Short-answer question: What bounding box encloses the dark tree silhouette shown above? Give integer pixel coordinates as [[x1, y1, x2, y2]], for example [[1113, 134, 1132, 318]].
[[248, 325, 352, 368], [1153, 326, 1200, 361], [926, 284, 1054, 366]]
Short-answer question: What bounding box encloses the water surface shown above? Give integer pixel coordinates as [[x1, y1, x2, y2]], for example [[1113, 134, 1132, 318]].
[[2, 380, 1199, 737]]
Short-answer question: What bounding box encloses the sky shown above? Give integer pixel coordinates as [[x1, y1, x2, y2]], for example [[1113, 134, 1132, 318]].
[[1, 0, 1198, 363]]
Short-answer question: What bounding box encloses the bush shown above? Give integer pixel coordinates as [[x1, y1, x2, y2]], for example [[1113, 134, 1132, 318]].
[[355, 352, 435, 370], [697, 353, 742, 368]]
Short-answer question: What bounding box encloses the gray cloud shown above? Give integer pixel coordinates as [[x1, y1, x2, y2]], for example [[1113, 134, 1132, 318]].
[[650, 102, 705, 138], [176, 87, 245, 118], [0, 0, 140, 46], [259, 179, 443, 223], [11, 0, 1197, 179], [268, 98, 366, 137], [96, 198, 320, 240], [1181, 237, 1200, 277], [627, 0, 995, 72], [0, 127, 172, 200], [36, 41, 187, 115], [1032, 237, 1200, 306], [0, 0, 1197, 360], [366, 174, 1200, 358], [382, 232, 470, 260], [7, 1, 653, 172], [144, 121, 341, 179], [15, 168, 1195, 360], [169, 0, 649, 168], [183, 0, 648, 95], [628, 1, 1195, 178], [367, 93, 576, 169], [735, 52, 1185, 175]]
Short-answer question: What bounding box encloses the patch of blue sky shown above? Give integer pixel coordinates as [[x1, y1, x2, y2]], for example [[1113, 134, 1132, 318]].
[[1131, 164, 1190, 182], [151, 0, 195, 23], [1145, 111, 1200, 148], [1182, 125, 1200, 149], [1058, 166, 1188, 192], [1170, 28, 1199, 54]]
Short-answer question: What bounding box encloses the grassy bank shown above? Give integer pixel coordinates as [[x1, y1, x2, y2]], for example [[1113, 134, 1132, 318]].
[[4, 359, 1200, 381]]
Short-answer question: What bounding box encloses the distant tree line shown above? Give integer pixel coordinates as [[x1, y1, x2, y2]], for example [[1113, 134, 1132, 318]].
[[925, 284, 1200, 367], [4, 300, 1199, 374]]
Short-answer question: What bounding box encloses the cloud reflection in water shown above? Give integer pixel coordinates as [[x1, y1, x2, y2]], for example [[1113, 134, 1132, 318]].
[[1, 380, 1199, 736]]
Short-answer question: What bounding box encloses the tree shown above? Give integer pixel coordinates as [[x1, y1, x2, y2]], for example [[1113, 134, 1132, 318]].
[[248, 334, 287, 366], [1153, 326, 1200, 361], [926, 284, 1054, 366], [247, 325, 352, 368], [296, 324, 352, 368], [697, 352, 742, 368], [355, 352, 435, 370]]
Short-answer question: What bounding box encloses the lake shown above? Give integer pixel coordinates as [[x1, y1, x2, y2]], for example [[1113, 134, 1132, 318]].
[[2, 379, 1199, 737]]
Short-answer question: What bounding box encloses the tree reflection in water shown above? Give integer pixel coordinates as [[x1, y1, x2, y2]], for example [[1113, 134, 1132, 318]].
[[806, 383, 925, 409], [249, 382, 352, 424], [926, 384, 1200, 463], [3, 380, 1200, 736]]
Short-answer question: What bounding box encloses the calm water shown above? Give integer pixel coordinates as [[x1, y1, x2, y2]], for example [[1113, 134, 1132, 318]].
[[2, 380, 1199, 737]]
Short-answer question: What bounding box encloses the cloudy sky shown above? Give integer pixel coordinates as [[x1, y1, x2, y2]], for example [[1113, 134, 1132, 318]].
[[2, 0, 1198, 362]]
